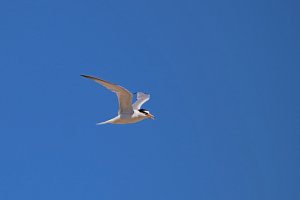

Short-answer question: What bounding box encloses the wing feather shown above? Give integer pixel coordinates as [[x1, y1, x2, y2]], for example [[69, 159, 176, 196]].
[[132, 92, 150, 109], [81, 75, 133, 114]]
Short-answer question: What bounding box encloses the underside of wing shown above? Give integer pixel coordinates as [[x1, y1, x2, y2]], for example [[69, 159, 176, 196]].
[[132, 92, 150, 109], [81, 75, 133, 114]]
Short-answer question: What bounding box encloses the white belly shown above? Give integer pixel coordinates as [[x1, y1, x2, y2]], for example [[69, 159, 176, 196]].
[[112, 114, 146, 124], [112, 117, 144, 124]]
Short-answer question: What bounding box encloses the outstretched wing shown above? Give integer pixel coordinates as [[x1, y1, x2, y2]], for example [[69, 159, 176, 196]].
[[132, 92, 150, 110], [81, 75, 133, 114]]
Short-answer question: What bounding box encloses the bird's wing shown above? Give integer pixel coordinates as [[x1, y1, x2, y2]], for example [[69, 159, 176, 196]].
[[132, 92, 150, 109], [81, 75, 133, 114]]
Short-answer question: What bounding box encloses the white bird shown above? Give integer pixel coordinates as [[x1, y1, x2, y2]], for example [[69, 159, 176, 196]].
[[81, 75, 155, 125]]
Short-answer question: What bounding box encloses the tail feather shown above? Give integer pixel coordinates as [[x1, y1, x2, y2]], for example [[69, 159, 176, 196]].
[[96, 121, 108, 125], [96, 119, 114, 125]]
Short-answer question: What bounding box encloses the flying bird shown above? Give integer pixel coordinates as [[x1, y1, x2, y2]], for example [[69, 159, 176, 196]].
[[81, 75, 155, 124]]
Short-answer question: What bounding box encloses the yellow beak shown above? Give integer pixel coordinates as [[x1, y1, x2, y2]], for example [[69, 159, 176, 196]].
[[147, 113, 155, 120]]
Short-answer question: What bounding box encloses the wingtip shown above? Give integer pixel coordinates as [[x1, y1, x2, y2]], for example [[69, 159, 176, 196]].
[[81, 74, 97, 80]]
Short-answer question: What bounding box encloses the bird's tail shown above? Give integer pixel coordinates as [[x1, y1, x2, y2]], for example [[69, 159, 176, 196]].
[[96, 119, 114, 125], [96, 121, 109, 125]]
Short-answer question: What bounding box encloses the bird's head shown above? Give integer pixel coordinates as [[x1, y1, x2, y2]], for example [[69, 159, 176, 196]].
[[138, 109, 155, 120]]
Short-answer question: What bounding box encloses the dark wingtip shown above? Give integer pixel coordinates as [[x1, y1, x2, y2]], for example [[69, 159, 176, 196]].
[[80, 74, 96, 80]]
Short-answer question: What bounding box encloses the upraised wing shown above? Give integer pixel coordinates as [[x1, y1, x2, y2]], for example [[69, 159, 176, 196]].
[[132, 92, 150, 110], [81, 75, 133, 114]]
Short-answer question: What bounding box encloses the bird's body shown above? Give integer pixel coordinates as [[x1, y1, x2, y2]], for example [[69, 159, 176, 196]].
[[81, 75, 154, 125], [98, 110, 148, 125]]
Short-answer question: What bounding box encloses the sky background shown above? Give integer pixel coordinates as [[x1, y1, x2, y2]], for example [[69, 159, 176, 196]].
[[0, 0, 299, 199]]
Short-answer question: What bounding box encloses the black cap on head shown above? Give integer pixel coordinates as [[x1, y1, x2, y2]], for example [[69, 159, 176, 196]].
[[138, 109, 149, 115]]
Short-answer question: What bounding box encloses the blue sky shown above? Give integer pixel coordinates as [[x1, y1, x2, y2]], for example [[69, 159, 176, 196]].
[[0, 0, 299, 199]]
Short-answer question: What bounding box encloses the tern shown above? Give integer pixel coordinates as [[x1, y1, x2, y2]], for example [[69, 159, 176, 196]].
[[81, 75, 155, 124]]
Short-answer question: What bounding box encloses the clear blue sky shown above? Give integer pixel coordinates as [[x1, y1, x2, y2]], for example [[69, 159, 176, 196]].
[[0, 0, 299, 199]]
